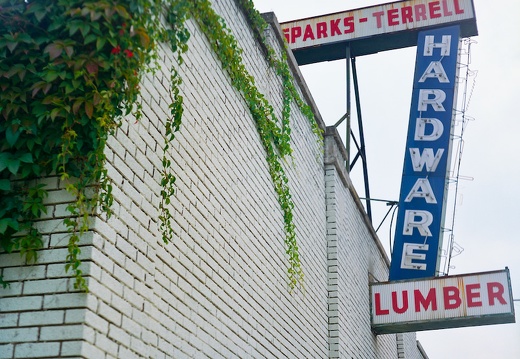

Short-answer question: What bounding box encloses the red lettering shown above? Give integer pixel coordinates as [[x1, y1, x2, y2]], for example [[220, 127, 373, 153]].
[[414, 288, 437, 312], [466, 283, 482, 307], [415, 4, 427, 21], [290, 26, 301, 44], [443, 286, 461, 309], [442, 0, 453, 16], [343, 16, 354, 34], [487, 282, 507, 305], [317, 22, 327, 39], [392, 291, 409, 314], [388, 8, 400, 26], [454, 0, 464, 14], [401, 6, 414, 24], [429, 1, 442, 19], [330, 19, 341, 36], [372, 11, 385, 28], [375, 293, 390, 315], [283, 28, 290, 43], [344, 16, 354, 34], [303, 24, 315, 41]]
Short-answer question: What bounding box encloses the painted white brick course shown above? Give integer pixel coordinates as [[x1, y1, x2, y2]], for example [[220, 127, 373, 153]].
[[42, 293, 87, 310], [22, 278, 69, 295], [13, 342, 60, 358], [0, 328, 38, 343], [18, 310, 64, 327], [64, 308, 86, 324], [0, 344, 13, 359], [1, 296, 41, 313]]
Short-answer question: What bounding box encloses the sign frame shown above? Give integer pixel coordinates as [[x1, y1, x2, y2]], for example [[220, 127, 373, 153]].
[[370, 269, 516, 334], [280, 0, 477, 65], [388, 25, 461, 281]]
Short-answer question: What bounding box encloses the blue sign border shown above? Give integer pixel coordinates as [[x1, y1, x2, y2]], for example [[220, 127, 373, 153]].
[[389, 25, 461, 281]]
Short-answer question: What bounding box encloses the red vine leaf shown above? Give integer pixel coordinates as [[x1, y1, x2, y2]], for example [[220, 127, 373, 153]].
[[6, 41, 18, 53], [84, 101, 94, 119], [72, 99, 84, 115], [64, 46, 74, 58], [85, 62, 98, 76], [93, 92, 101, 106], [30, 81, 44, 97], [44, 43, 62, 60], [43, 83, 52, 95]]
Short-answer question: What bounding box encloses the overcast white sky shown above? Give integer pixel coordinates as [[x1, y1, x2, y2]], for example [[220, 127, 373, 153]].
[[253, 0, 520, 357]]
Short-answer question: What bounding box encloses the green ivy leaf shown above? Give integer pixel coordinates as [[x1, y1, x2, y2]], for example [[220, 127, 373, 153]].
[[0, 153, 9, 172], [6, 158, 20, 175], [84, 34, 97, 45], [96, 37, 106, 52], [43, 70, 59, 82], [26, 2, 48, 23], [0, 179, 10, 191], [19, 153, 33, 164], [68, 21, 82, 37], [0, 217, 18, 234], [0, 219, 8, 234], [5, 127, 20, 147], [79, 23, 91, 38]]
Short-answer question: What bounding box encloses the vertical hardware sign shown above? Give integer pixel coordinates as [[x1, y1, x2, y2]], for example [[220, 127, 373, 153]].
[[389, 26, 460, 281]]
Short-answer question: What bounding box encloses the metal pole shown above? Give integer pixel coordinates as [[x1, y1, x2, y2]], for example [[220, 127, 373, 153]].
[[346, 46, 351, 171], [351, 57, 372, 221]]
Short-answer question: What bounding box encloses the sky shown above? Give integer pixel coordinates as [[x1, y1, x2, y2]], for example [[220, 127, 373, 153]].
[[253, 0, 520, 358]]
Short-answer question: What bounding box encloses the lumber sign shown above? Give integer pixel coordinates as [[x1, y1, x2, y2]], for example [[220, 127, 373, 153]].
[[371, 269, 516, 334]]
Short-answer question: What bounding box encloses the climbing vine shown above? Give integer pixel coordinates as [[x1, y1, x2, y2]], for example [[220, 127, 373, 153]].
[[0, 0, 321, 291], [186, 0, 322, 288], [0, 0, 165, 290]]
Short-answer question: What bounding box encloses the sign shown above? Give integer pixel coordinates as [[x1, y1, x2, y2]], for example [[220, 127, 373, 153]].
[[371, 269, 516, 334], [280, 0, 477, 65], [389, 25, 460, 281]]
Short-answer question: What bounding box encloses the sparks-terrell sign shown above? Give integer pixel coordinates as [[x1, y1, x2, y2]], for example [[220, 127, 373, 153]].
[[389, 25, 460, 280], [280, 0, 477, 64]]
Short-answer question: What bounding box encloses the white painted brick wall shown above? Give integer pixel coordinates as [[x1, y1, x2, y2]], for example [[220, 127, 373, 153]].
[[0, 1, 428, 358], [324, 130, 425, 359], [397, 333, 429, 359], [0, 172, 93, 358]]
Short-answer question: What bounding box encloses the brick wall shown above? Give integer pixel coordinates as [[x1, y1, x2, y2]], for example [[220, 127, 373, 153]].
[[0, 1, 427, 358], [324, 129, 426, 359], [0, 171, 98, 358]]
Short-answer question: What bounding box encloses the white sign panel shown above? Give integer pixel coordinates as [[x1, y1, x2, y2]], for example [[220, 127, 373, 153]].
[[371, 269, 516, 334], [279, 0, 477, 64], [281, 0, 475, 49]]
